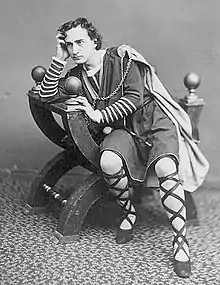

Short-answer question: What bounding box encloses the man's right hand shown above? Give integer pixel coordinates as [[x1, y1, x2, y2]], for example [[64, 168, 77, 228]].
[[55, 33, 70, 62]]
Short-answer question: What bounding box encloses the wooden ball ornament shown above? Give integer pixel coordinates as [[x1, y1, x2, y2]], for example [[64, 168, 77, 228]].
[[65, 76, 82, 95], [184, 72, 201, 91], [31, 66, 46, 83]]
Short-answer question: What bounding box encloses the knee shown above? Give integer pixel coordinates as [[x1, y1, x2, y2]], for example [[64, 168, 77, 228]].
[[100, 150, 123, 174], [155, 156, 177, 177]]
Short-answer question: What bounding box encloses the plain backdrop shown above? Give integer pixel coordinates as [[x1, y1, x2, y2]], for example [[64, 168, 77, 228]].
[[0, 0, 219, 183]]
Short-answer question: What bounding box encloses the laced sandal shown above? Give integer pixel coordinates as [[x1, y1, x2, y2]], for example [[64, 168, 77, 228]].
[[102, 167, 136, 244], [159, 170, 191, 278], [116, 228, 133, 244], [172, 229, 191, 278], [173, 238, 191, 278], [173, 258, 191, 278], [116, 197, 136, 244]]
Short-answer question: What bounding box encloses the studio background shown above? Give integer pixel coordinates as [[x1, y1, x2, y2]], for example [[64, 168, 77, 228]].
[[0, 0, 219, 184]]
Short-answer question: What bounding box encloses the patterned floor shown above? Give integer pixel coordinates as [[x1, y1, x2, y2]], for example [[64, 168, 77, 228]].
[[0, 177, 220, 285]]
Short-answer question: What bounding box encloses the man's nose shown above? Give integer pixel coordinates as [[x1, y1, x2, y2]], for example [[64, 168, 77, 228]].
[[72, 43, 79, 54]]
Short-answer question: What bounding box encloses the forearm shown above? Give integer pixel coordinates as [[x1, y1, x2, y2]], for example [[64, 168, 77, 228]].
[[99, 97, 137, 124], [99, 60, 144, 124], [39, 57, 67, 98]]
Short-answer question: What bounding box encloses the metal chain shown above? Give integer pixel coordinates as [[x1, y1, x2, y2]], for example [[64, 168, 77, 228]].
[[71, 57, 132, 109], [95, 57, 132, 102]]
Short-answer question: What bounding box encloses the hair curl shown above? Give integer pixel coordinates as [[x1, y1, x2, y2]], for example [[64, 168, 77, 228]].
[[58, 17, 103, 50]]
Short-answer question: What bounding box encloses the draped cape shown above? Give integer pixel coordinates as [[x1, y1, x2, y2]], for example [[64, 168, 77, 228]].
[[117, 45, 209, 192]]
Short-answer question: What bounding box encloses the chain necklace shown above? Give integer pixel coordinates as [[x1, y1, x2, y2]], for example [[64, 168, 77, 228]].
[[92, 57, 132, 108]]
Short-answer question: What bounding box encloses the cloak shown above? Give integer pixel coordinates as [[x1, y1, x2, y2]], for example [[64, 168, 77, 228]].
[[117, 45, 209, 192]]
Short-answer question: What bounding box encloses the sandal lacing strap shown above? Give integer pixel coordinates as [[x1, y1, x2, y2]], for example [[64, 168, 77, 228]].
[[158, 171, 189, 256], [102, 167, 136, 230]]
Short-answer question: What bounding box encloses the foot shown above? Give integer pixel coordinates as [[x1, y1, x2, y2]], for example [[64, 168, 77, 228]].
[[173, 237, 191, 278], [116, 228, 133, 244], [115, 199, 136, 244], [173, 259, 191, 278]]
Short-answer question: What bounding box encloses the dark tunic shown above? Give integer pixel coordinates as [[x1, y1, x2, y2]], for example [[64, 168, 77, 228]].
[[63, 47, 178, 183]]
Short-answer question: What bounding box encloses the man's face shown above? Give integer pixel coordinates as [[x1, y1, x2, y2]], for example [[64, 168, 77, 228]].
[[65, 26, 97, 64]]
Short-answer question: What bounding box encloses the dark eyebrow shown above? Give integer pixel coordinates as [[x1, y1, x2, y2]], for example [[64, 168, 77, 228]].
[[65, 39, 84, 45], [64, 40, 72, 45]]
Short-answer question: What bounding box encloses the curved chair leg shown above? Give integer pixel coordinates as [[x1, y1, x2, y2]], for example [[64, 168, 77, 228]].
[[29, 98, 74, 150], [54, 173, 107, 243], [25, 150, 81, 214]]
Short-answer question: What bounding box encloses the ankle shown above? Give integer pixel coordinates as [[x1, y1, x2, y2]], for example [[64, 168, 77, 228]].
[[174, 251, 190, 262], [174, 245, 190, 262], [119, 213, 136, 230]]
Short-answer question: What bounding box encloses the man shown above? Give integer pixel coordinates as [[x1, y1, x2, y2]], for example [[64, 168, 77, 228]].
[[39, 17, 209, 278]]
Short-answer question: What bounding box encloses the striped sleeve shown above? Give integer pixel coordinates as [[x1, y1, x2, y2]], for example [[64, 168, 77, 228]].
[[96, 57, 146, 124], [39, 56, 67, 98], [99, 97, 137, 123]]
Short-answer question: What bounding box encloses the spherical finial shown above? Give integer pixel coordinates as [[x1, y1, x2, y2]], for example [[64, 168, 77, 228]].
[[184, 72, 201, 91], [31, 66, 46, 83], [65, 76, 82, 95]]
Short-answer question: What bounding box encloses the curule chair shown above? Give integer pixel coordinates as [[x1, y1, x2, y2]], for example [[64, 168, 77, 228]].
[[25, 66, 203, 243]]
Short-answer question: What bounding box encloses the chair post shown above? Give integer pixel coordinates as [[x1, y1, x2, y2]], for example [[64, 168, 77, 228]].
[[178, 72, 205, 143], [177, 72, 206, 224]]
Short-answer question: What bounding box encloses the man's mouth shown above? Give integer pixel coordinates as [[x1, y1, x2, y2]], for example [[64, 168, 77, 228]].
[[73, 56, 82, 60]]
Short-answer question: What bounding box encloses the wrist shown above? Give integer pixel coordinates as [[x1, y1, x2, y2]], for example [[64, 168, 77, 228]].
[[52, 56, 67, 66], [94, 109, 103, 123]]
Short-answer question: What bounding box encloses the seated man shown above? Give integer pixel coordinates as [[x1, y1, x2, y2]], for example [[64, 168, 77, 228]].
[[39, 17, 209, 278]]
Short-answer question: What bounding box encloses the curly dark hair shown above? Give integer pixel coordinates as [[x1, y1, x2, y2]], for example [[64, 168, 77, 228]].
[[57, 17, 103, 50]]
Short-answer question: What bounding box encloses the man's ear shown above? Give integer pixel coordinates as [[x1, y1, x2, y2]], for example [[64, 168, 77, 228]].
[[93, 39, 98, 49]]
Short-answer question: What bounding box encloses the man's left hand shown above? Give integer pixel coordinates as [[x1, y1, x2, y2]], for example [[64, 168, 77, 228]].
[[69, 96, 102, 123]]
